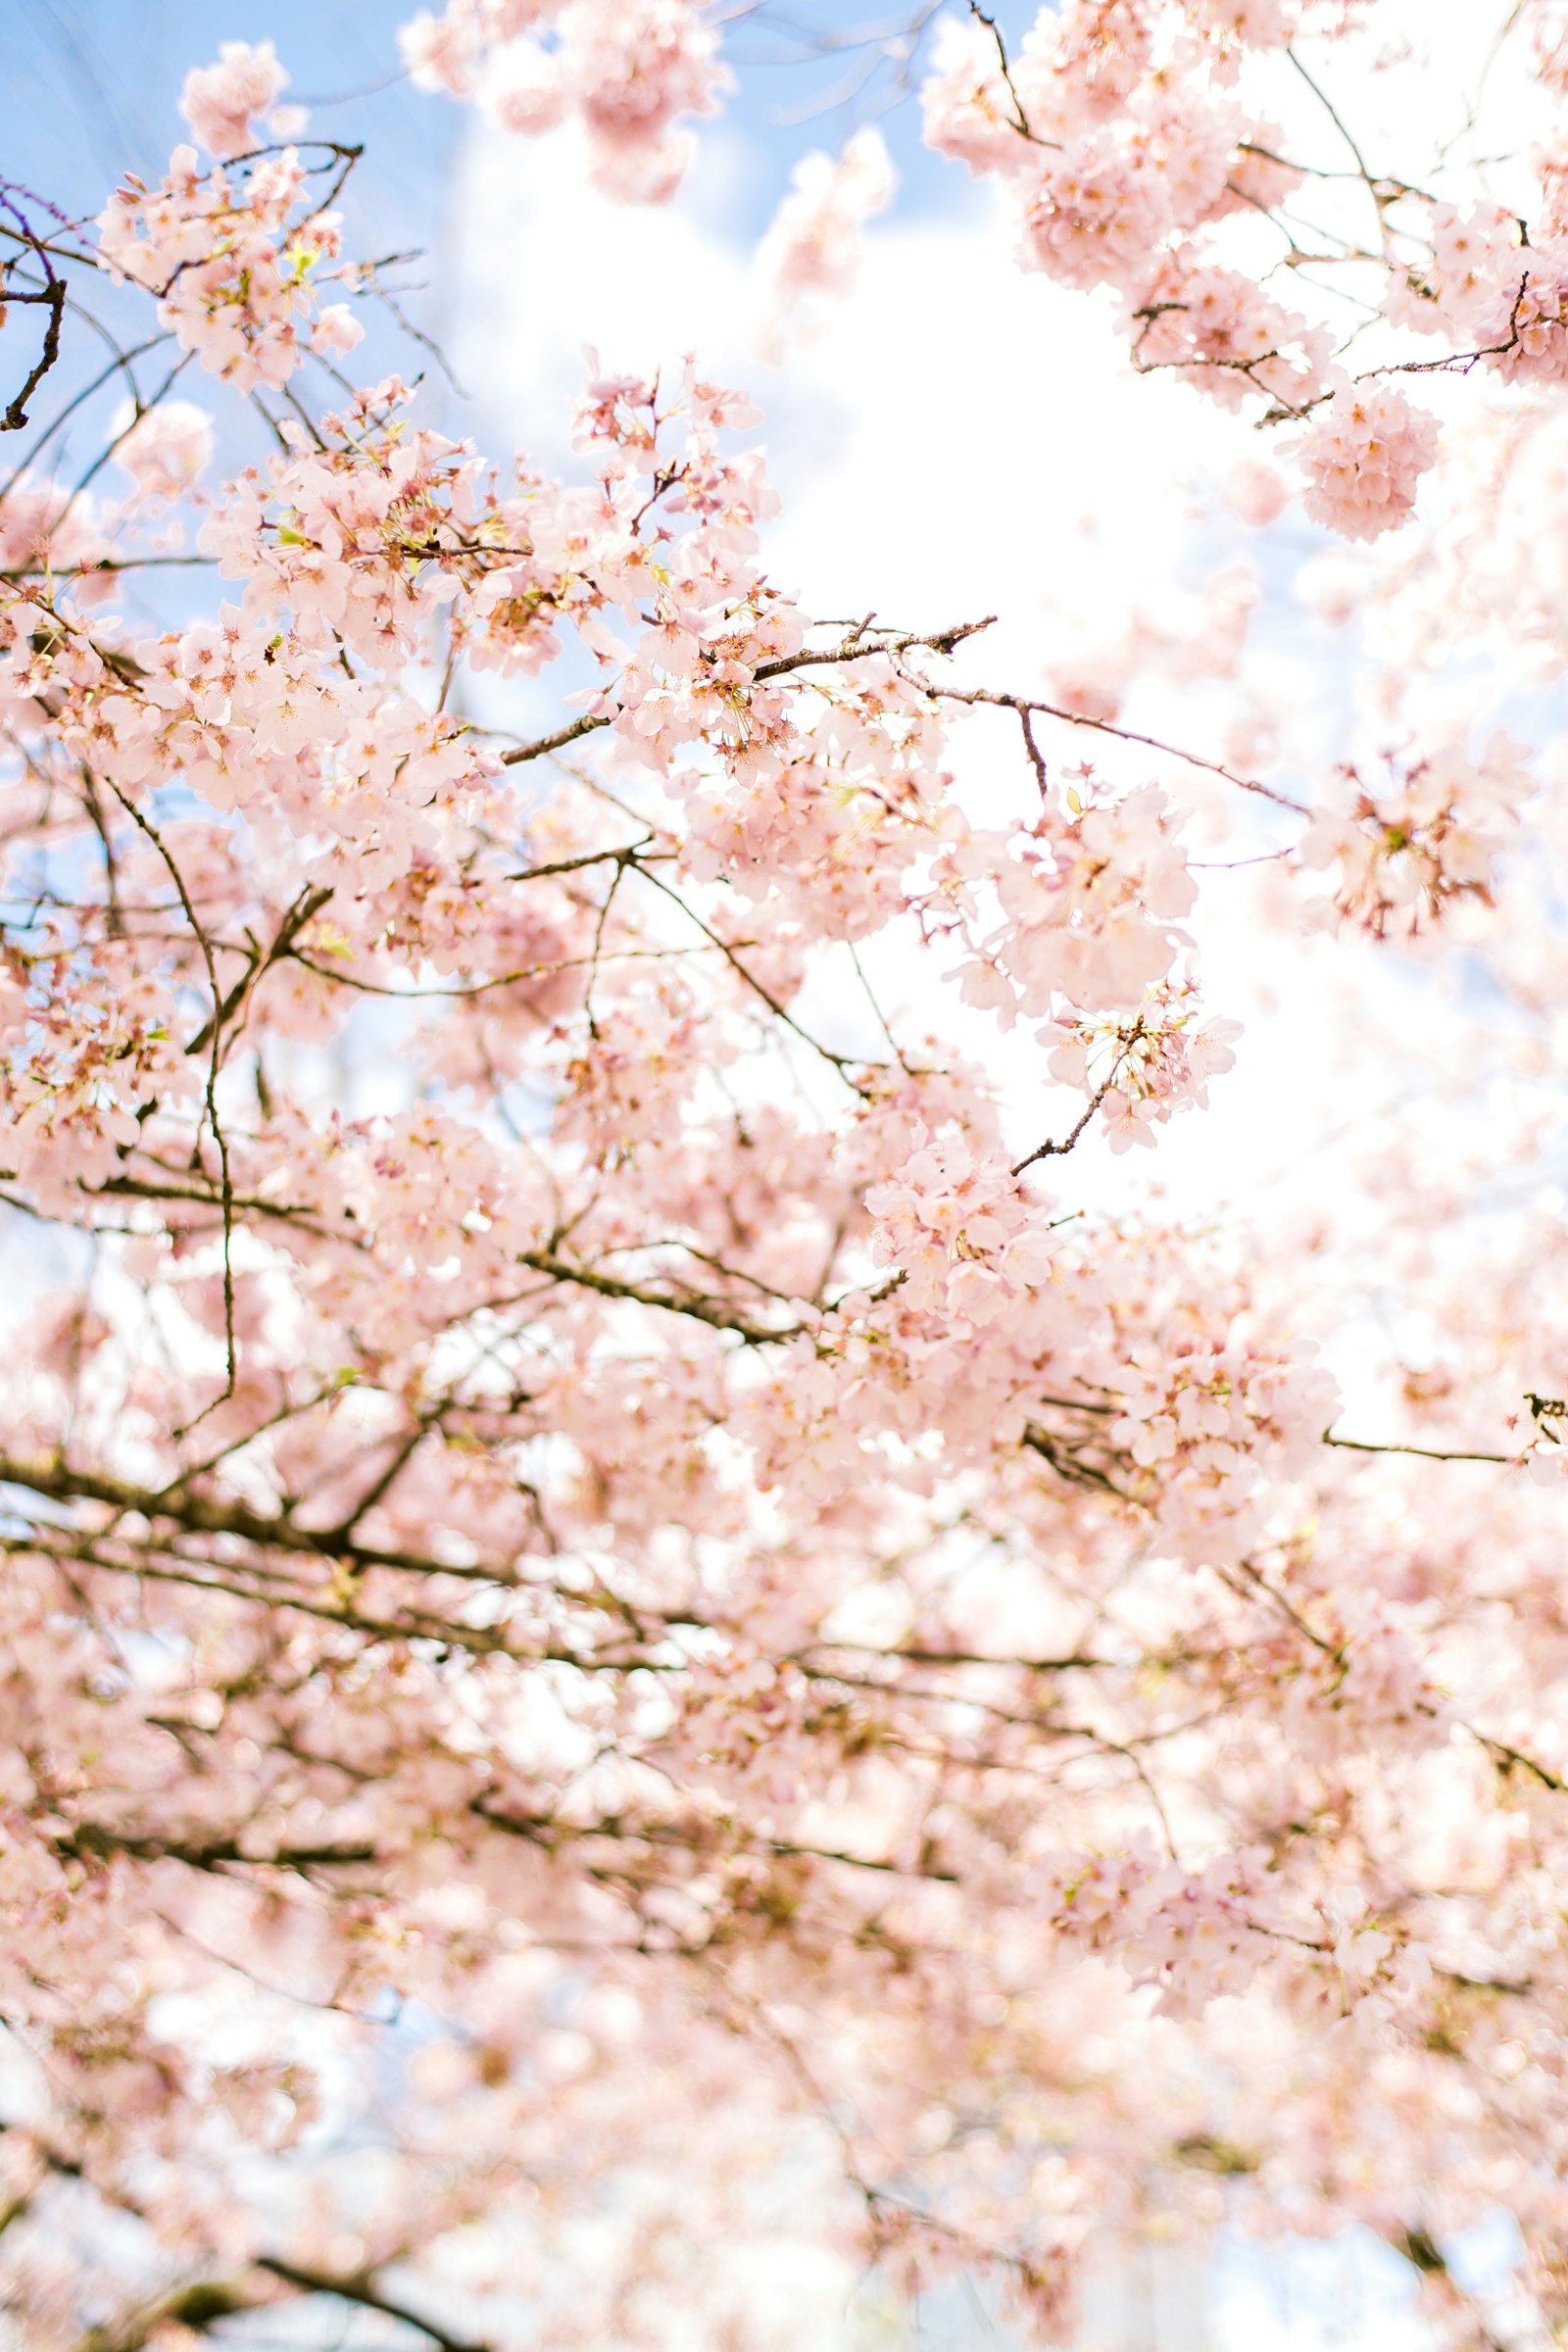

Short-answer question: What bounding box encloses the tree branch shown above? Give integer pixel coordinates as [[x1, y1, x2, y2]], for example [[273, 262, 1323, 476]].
[[497, 617, 995, 768]]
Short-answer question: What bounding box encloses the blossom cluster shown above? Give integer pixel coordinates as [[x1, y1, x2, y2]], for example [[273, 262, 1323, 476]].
[[112, 398, 216, 507], [908, 1, 1568, 545], [945, 784, 1198, 1022], [1392, 203, 1568, 390], [1129, 256, 1332, 416], [177, 36, 306, 158], [1297, 381, 1441, 544], [368, 0, 1568, 561], [399, 0, 728, 201], [96, 143, 362, 389], [0, 470, 111, 589], [920, 7, 1316, 394], [753, 127, 898, 348], [1104, 1320, 1339, 1534], [1048, 1842, 1425, 2024], [1046, 981, 1243, 1152], [1300, 733, 1533, 938], [1047, 1842, 1278, 2018], [864, 1127, 1061, 1323], [7, 26, 1568, 2348]]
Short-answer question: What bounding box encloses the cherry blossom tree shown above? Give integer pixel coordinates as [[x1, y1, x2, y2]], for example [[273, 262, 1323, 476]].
[[5, 6, 1568, 2346]]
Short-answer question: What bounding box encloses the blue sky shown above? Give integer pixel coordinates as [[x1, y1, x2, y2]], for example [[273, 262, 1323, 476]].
[[3, 0, 1044, 244]]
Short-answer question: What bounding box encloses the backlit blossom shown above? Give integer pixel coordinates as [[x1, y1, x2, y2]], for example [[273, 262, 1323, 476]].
[[1297, 382, 1441, 542], [7, 15, 1568, 2344]]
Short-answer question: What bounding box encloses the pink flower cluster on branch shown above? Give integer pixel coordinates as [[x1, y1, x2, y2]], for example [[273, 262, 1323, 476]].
[[1300, 733, 1532, 937], [384, 0, 1568, 557], [400, 0, 728, 201], [97, 141, 362, 389]]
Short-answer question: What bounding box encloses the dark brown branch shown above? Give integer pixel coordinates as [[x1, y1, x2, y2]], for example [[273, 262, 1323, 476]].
[[257, 2261, 495, 2352], [72, 2278, 271, 2352], [497, 617, 995, 768], [58, 1824, 377, 1873], [924, 680, 1310, 814], [102, 784, 238, 1412], [2, 279, 66, 432], [184, 883, 334, 1058], [1010, 1079, 1115, 1175], [1325, 1428, 1515, 1465], [519, 1249, 797, 1345], [69, 2255, 493, 2352], [0, 1448, 512, 1584], [965, 2, 1059, 149], [1466, 1728, 1566, 1793]]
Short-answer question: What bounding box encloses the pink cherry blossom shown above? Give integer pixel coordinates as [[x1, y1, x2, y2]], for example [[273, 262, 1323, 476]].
[[755, 127, 898, 347], [400, 0, 728, 201], [1297, 381, 1442, 542], [7, 16, 1568, 2347], [179, 38, 306, 160], [112, 398, 216, 504]]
